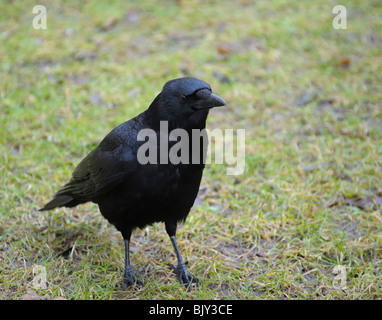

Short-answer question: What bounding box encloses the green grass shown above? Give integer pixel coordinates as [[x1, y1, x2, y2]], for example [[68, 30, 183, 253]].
[[1, 0, 381, 299]]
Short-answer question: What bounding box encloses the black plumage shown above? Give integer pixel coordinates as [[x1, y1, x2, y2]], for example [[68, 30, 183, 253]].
[[40, 77, 226, 289]]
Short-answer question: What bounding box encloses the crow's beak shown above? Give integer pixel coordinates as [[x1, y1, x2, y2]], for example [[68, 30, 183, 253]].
[[195, 89, 226, 109], [207, 93, 226, 108]]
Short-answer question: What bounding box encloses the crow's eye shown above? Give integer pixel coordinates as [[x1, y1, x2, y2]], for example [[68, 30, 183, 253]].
[[181, 94, 186, 100]]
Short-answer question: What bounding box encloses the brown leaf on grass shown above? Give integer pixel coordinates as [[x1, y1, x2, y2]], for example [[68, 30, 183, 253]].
[[21, 289, 50, 300], [21, 289, 67, 300], [216, 38, 261, 58], [338, 58, 351, 68], [216, 41, 245, 56], [216, 43, 233, 55]]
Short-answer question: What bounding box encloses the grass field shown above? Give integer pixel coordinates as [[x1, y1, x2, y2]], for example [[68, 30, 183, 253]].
[[1, 0, 381, 299]]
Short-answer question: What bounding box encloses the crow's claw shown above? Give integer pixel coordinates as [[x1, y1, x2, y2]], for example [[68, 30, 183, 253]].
[[123, 270, 143, 290], [169, 263, 199, 291]]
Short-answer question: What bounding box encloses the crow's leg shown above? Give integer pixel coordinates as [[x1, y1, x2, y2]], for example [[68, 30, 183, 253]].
[[122, 231, 143, 289], [165, 222, 199, 290]]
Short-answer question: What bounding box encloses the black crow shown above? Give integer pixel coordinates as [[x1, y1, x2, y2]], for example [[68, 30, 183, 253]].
[[40, 77, 226, 289]]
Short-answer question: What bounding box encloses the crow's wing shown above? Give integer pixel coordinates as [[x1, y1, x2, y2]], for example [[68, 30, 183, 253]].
[[40, 121, 139, 210]]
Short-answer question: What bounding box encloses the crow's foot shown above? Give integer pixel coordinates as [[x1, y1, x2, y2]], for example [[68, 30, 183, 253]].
[[123, 269, 143, 290], [169, 263, 199, 291]]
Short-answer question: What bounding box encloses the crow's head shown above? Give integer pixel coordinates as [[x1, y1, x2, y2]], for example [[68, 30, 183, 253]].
[[162, 77, 226, 111], [152, 77, 226, 127], [163, 77, 226, 110]]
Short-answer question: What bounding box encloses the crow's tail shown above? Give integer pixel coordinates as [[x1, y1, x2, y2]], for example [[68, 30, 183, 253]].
[[39, 195, 77, 211]]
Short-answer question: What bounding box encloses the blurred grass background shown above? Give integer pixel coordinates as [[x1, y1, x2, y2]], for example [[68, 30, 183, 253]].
[[1, 0, 381, 299]]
